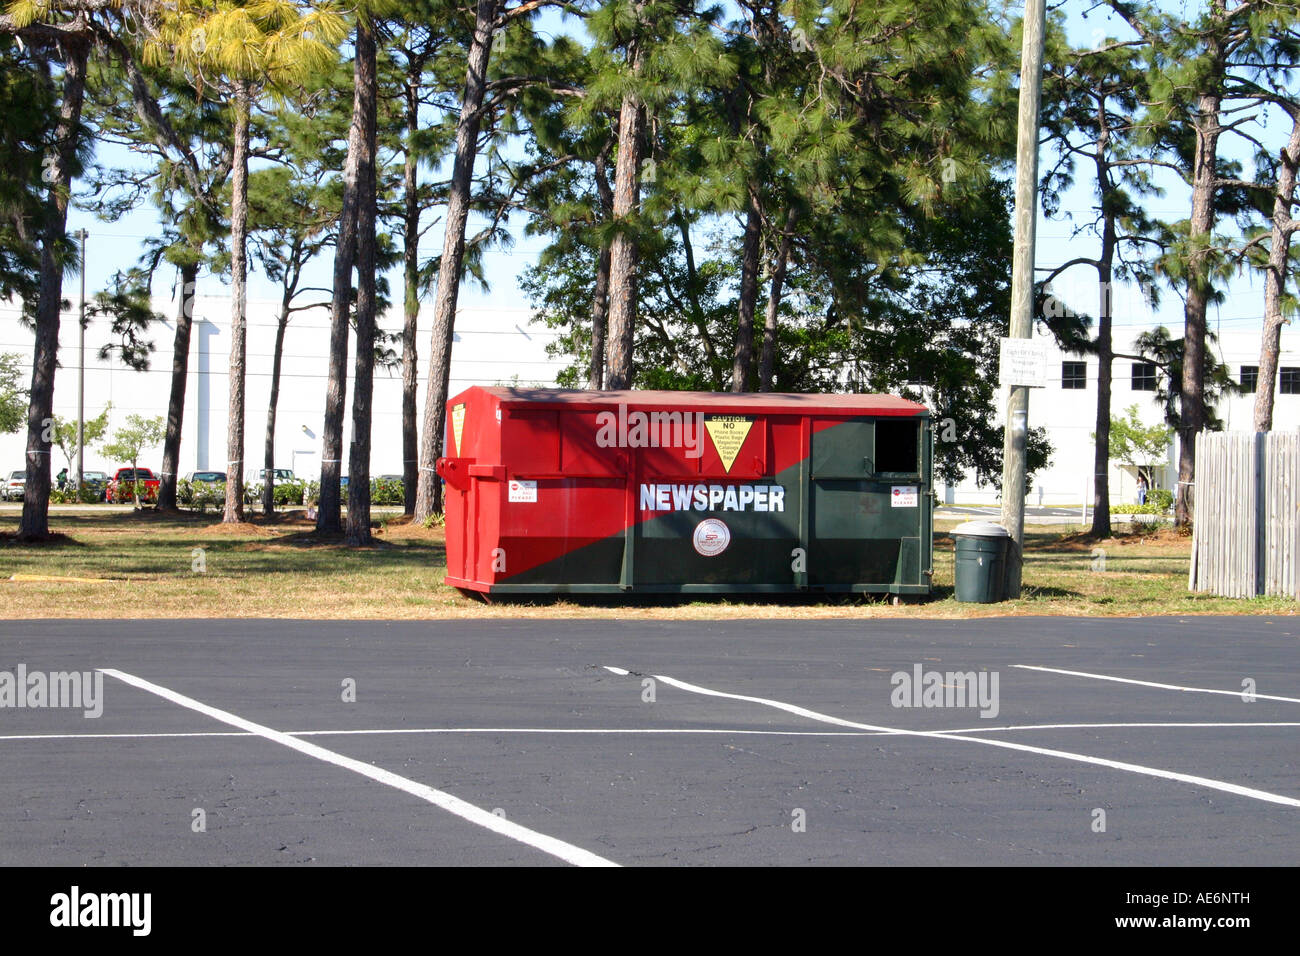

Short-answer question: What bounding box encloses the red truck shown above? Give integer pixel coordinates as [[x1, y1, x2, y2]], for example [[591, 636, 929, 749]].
[[106, 467, 160, 503]]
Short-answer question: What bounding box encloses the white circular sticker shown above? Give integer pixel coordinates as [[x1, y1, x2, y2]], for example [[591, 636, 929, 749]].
[[693, 518, 731, 557]]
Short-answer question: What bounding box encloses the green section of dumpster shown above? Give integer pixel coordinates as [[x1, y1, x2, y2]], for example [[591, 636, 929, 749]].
[[952, 521, 1010, 603]]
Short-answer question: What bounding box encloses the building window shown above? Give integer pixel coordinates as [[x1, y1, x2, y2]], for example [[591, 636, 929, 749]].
[[1061, 361, 1086, 390], [1240, 366, 1258, 393], [1282, 368, 1300, 395], [1131, 362, 1157, 391]]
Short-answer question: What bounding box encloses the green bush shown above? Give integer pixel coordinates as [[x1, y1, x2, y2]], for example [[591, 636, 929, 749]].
[[275, 480, 308, 506], [179, 479, 224, 513], [1148, 488, 1173, 512], [50, 486, 99, 504], [245, 480, 310, 507], [371, 477, 404, 506]]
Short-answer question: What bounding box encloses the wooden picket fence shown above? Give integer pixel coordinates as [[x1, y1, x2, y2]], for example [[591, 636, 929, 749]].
[[1189, 430, 1299, 599]]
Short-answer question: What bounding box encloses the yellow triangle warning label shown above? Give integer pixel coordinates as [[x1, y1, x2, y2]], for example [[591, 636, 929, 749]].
[[705, 415, 754, 473], [450, 403, 466, 456]]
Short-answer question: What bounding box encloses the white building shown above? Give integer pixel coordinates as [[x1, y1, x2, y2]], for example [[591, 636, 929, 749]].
[[943, 323, 1300, 506]]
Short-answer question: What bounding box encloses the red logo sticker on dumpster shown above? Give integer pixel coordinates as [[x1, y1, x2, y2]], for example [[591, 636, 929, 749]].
[[693, 518, 731, 556]]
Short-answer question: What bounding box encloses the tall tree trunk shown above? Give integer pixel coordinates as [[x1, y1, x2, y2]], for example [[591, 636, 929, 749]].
[[1090, 212, 1116, 538], [346, 22, 378, 547], [157, 260, 198, 511], [588, 139, 614, 390], [413, 0, 497, 522], [20, 39, 88, 540], [758, 208, 796, 393], [261, 294, 290, 517], [317, 40, 366, 534], [222, 80, 251, 523], [1176, 87, 1222, 527], [603, 27, 646, 392], [731, 190, 762, 392], [401, 70, 421, 515], [1253, 108, 1300, 432]]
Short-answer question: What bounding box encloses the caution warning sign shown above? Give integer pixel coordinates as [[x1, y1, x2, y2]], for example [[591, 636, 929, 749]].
[[704, 415, 754, 473], [450, 403, 466, 456]]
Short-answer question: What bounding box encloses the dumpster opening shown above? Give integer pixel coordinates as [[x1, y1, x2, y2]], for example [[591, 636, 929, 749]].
[[875, 418, 920, 474]]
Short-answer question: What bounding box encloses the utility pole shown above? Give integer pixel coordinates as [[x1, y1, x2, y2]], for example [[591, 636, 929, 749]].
[[74, 228, 88, 494], [1000, 0, 1047, 597]]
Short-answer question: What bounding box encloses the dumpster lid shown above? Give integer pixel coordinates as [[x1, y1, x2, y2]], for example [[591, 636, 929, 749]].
[[466, 387, 928, 417], [951, 520, 1011, 537]]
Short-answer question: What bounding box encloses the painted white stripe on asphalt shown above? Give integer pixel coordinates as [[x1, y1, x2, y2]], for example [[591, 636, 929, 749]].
[[98, 669, 618, 867], [911, 721, 1300, 735], [644, 672, 1300, 809], [3, 722, 1299, 743], [0, 728, 871, 741], [1012, 664, 1300, 704]]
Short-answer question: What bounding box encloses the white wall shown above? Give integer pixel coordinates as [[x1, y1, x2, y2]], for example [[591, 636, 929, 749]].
[[0, 295, 566, 480]]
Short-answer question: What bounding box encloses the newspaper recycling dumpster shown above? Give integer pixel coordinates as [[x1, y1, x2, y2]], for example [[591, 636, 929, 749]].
[[436, 387, 933, 597], [951, 520, 1011, 603]]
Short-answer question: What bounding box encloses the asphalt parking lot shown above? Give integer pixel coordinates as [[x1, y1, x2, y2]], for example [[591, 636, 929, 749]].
[[0, 617, 1295, 866]]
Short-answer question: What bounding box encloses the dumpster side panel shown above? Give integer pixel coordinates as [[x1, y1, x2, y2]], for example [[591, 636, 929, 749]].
[[441, 388, 503, 588], [494, 478, 626, 585]]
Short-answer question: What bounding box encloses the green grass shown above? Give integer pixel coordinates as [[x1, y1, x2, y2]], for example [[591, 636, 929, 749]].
[[0, 510, 1291, 619]]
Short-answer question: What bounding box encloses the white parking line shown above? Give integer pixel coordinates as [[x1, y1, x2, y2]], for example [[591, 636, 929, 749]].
[[99, 669, 618, 868], [1012, 664, 1300, 704], [3, 722, 1298, 743], [630, 670, 1300, 809]]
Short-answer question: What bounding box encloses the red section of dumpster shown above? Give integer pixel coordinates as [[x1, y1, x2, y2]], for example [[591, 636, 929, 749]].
[[436, 387, 929, 594]]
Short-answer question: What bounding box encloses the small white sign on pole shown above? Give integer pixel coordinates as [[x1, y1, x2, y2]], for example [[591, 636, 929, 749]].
[[998, 337, 1051, 389]]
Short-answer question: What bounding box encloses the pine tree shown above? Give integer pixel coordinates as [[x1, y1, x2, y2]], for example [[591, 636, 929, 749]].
[[1039, 17, 1168, 536], [144, 0, 345, 524], [246, 107, 343, 515], [83, 50, 232, 511], [1109, 0, 1295, 523], [412, 0, 572, 522], [1, 2, 93, 539], [344, 17, 379, 545]]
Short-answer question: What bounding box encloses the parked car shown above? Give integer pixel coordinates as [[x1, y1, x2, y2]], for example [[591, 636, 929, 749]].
[[2, 470, 24, 501], [184, 471, 227, 484], [106, 467, 160, 503], [81, 470, 109, 501], [253, 468, 296, 482]]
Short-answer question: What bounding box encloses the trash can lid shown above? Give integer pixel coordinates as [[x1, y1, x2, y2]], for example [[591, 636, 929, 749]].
[[950, 520, 1011, 537]]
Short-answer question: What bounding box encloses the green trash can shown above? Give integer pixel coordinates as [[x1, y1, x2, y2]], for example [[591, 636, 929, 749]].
[[952, 520, 1010, 603]]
